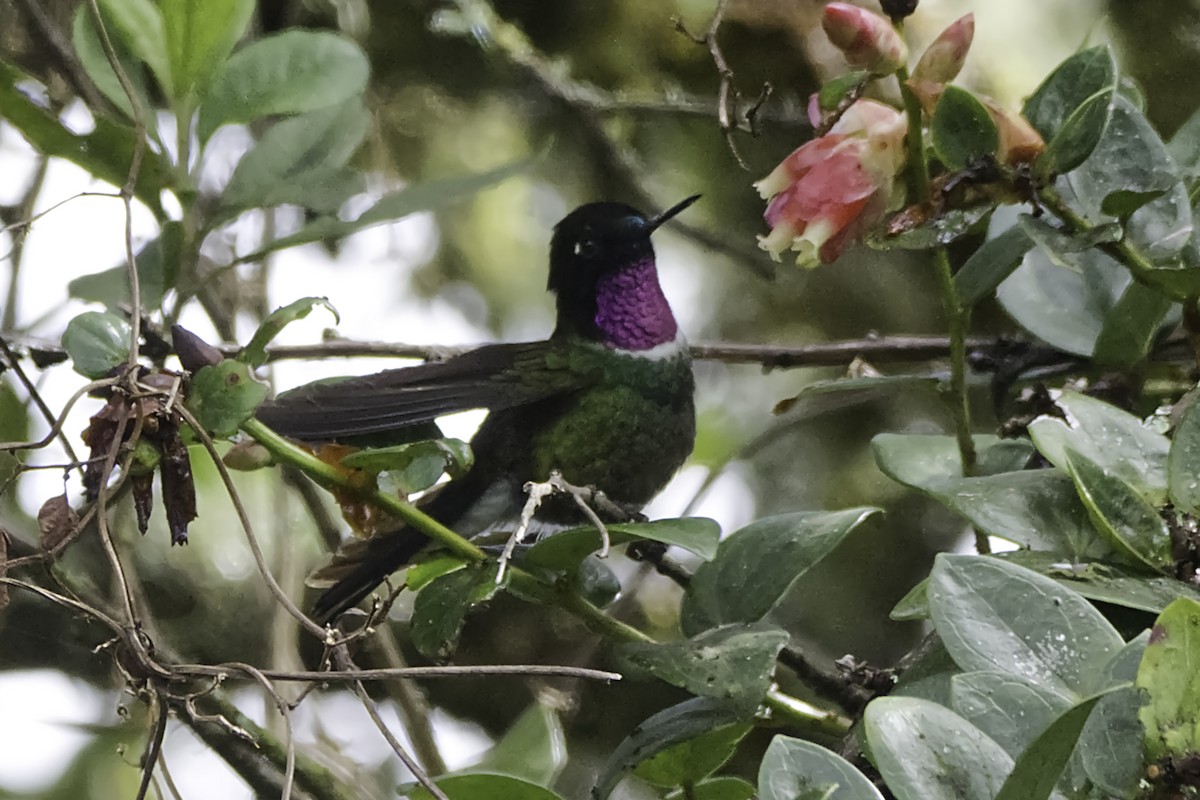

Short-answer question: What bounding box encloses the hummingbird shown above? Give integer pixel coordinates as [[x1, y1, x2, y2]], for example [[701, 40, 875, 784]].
[[256, 195, 700, 621]]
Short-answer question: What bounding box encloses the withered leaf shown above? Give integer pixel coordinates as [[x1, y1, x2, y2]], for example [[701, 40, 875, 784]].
[[132, 472, 154, 535], [158, 421, 196, 546], [38, 493, 80, 551], [0, 528, 9, 612]]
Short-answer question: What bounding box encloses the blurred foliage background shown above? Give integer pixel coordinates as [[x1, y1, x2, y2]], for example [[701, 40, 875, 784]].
[[0, 0, 1186, 796]]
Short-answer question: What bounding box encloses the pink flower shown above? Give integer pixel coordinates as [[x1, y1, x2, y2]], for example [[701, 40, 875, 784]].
[[755, 99, 907, 267], [912, 14, 974, 85], [822, 3, 908, 76]]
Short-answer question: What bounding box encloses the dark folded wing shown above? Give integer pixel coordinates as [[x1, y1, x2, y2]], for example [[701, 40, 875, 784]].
[[255, 341, 588, 440]]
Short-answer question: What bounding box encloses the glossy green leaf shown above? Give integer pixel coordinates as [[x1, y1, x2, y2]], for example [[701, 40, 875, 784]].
[[1168, 393, 1200, 515], [68, 222, 182, 311], [1023, 46, 1117, 140], [929, 554, 1123, 696], [873, 434, 1105, 558], [411, 773, 564, 800], [932, 86, 1000, 170], [198, 30, 370, 141], [680, 508, 879, 635], [342, 439, 473, 494], [1028, 389, 1170, 504], [889, 580, 930, 621], [523, 518, 721, 572], [996, 550, 1200, 614], [72, 7, 154, 123], [634, 722, 749, 787], [1101, 188, 1168, 219], [1064, 447, 1172, 569], [664, 777, 755, 800], [952, 671, 1073, 758], [1137, 597, 1200, 761], [1078, 633, 1147, 796], [404, 554, 467, 592], [94, 0, 171, 96], [410, 562, 502, 659], [594, 698, 745, 800], [1036, 88, 1115, 177], [0, 63, 169, 215], [219, 99, 369, 215], [757, 736, 883, 800], [61, 311, 131, 378], [1169, 105, 1200, 177], [997, 241, 1129, 357], [238, 297, 339, 368], [993, 692, 1109, 800], [572, 555, 620, 608], [471, 702, 566, 787], [865, 697, 1012, 800], [619, 623, 787, 714], [161, 0, 254, 100], [1091, 280, 1174, 369], [234, 158, 534, 262], [953, 224, 1034, 307], [187, 361, 269, 438]]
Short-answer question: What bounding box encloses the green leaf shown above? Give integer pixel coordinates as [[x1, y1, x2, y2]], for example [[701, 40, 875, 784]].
[[61, 311, 131, 378], [238, 297, 339, 368], [234, 158, 534, 261], [873, 434, 1105, 558], [186, 361, 269, 438], [619, 624, 787, 715], [161, 0, 254, 101], [757, 736, 884, 800], [664, 777, 755, 800], [410, 562, 502, 659], [1036, 88, 1115, 177], [72, 7, 154, 123], [931, 86, 1000, 170], [996, 550, 1200, 614], [953, 225, 1034, 307], [1063, 447, 1172, 569], [94, 0, 171, 98], [680, 509, 879, 635], [996, 244, 1129, 357], [593, 698, 745, 800], [993, 692, 1110, 800], [522, 518, 721, 572], [868, 204, 992, 250], [0, 63, 169, 215], [951, 671, 1073, 758], [470, 702, 566, 787], [572, 555, 620, 609], [1168, 393, 1200, 515], [772, 375, 939, 420], [889, 580, 930, 621], [864, 697, 1013, 800], [341, 439, 473, 494], [218, 99, 369, 216], [817, 70, 870, 111], [410, 773, 565, 800], [1090, 280, 1174, 369], [928, 554, 1124, 696], [1078, 633, 1147, 796], [198, 30, 370, 142], [404, 554, 467, 592], [1023, 46, 1117, 141], [1101, 188, 1168, 219], [68, 222, 182, 311], [1028, 389, 1170, 504], [1169, 105, 1200, 178], [634, 723, 750, 788], [1137, 597, 1200, 761]]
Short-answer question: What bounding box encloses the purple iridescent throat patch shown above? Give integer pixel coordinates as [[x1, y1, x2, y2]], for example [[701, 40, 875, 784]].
[[593, 257, 678, 350]]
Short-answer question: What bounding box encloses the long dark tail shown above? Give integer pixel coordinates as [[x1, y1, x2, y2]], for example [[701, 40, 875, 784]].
[[312, 528, 430, 622]]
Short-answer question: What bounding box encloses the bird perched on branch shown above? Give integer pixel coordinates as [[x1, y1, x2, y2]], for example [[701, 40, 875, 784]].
[[256, 195, 700, 621]]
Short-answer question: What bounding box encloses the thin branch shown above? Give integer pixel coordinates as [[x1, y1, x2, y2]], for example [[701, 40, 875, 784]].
[[134, 694, 169, 800], [11, 0, 111, 111], [0, 336, 86, 478], [333, 646, 451, 800], [169, 663, 623, 684]]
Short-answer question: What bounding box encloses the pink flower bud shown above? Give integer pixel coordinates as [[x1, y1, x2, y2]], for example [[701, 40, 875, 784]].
[[823, 2, 909, 76], [912, 14, 974, 84], [755, 99, 907, 267]]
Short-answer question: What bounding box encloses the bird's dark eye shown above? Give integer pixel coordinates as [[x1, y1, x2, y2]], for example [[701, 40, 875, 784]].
[[574, 238, 599, 259]]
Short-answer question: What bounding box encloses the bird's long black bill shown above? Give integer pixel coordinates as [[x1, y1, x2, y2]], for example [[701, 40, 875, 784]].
[[647, 194, 701, 232]]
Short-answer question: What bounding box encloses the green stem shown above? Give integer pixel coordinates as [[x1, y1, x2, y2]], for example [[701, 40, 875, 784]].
[[244, 419, 852, 737], [898, 68, 977, 479], [1038, 187, 1159, 280]]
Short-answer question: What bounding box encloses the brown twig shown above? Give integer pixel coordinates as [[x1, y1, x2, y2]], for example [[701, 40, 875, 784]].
[[0, 336, 86, 477], [134, 694, 169, 800]]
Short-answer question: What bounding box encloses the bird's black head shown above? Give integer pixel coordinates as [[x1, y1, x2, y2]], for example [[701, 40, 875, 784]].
[[546, 195, 699, 340]]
